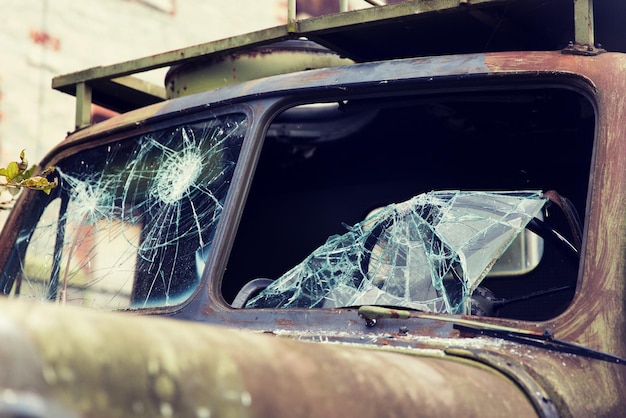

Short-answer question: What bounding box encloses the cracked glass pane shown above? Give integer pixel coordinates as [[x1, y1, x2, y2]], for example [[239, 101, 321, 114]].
[[245, 190, 547, 314], [5, 113, 247, 309]]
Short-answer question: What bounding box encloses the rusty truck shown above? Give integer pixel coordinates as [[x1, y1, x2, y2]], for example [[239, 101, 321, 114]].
[[0, 0, 625, 416]]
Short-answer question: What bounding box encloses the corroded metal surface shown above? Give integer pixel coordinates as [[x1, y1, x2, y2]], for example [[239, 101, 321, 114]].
[[0, 300, 539, 417], [165, 41, 353, 98]]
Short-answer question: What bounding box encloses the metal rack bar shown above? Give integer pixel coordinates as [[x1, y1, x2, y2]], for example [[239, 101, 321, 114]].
[[574, 0, 594, 46], [53, 0, 597, 130]]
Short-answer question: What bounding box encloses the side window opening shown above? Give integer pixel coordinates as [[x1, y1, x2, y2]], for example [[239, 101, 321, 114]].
[[224, 86, 593, 321]]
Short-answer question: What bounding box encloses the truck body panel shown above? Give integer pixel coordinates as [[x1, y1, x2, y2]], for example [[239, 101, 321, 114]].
[[0, 1, 625, 416]]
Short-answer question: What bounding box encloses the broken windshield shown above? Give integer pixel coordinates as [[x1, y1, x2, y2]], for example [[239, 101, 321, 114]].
[[2, 113, 247, 309], [245, 190, 547, 314]]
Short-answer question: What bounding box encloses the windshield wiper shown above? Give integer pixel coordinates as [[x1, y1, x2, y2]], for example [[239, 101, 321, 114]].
[[357, 305, 626, 365], [454, 322, 626, 365]]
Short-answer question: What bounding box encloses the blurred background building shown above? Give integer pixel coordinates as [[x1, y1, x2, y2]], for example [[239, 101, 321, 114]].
[[0, 0, 287, 165], [1, 0, 378, 166]]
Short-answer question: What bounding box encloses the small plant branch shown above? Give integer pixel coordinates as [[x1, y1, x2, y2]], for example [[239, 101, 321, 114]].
[[0, 150, 57, 208]]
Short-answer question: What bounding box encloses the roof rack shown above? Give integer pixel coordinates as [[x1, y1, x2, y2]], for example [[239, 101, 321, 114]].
[[53, 0, 598, 130]]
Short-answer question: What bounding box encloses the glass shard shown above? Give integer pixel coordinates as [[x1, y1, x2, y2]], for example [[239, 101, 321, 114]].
[[246, 190, 546, 314]]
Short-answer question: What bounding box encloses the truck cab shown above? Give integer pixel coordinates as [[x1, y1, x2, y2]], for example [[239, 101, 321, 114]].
[[0, 1, 624, 417]]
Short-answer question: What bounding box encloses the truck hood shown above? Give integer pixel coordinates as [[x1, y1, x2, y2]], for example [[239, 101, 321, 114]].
[[0, 299, 544, 417]]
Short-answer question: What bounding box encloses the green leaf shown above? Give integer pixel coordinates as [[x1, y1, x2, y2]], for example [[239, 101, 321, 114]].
[[4, 162, 19, 182]]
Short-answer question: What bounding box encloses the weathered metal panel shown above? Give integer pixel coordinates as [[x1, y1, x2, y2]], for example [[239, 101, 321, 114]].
[[164, 41, 354, 98], [0, 300, 539, 418]]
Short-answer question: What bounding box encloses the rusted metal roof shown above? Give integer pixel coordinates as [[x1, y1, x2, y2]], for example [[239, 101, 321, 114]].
[[51, 0, 624, 128]]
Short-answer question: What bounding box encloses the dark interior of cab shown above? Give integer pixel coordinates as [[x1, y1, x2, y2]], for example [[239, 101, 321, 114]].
[[224, 84, 594, 321]]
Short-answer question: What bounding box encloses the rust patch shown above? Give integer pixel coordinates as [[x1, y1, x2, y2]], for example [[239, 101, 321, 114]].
[[274, 317, 296, 327]]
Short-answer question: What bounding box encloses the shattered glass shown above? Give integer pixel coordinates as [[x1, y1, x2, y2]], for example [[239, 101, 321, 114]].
[[6, 113, 247, 310], [245, 191, 547, 314]]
